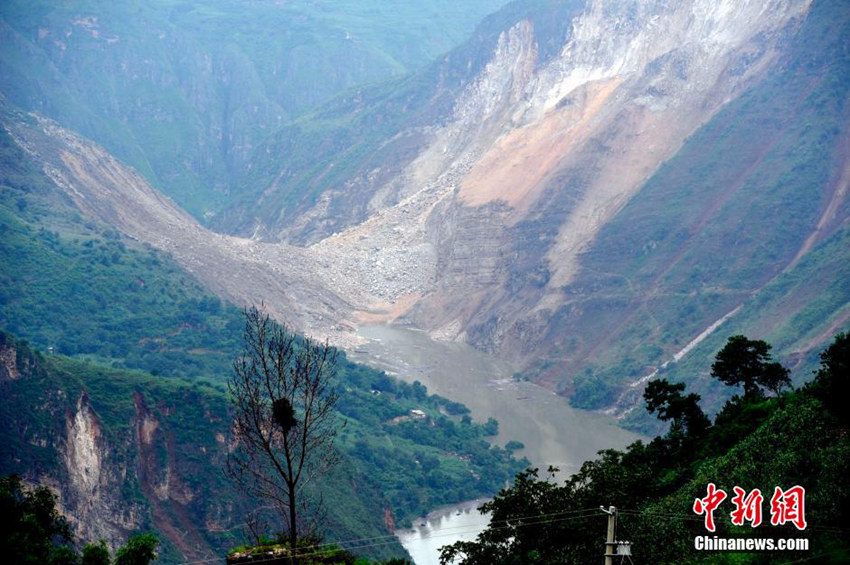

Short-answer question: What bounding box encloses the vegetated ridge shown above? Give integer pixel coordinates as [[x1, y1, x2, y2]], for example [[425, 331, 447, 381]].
[[0, 131, 527, 562], [0, 0, 510, 218], [4, 0, 847, 420], [437, 333, 850, 564]]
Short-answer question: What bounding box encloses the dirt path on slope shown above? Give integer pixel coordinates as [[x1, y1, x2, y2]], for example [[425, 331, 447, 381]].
[[787, 115, 850, 269]]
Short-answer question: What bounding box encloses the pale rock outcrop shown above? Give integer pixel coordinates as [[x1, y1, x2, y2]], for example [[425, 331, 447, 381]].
[[1, 0, 819, 376], [0, 339, 20, 381], [61, 392, 141, 548]]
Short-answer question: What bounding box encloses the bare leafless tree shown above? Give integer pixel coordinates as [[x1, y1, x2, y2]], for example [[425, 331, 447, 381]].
[[227, 306, 342, 556]]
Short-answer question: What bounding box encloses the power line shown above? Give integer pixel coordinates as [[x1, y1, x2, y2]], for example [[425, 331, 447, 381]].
[[289, 511, 602, 563], [190, 506, 602, 561], [302, 510, 603, 557], [173, 508, 604, 565], [174, 505, 850, 565], [618, 509, 702, 521]]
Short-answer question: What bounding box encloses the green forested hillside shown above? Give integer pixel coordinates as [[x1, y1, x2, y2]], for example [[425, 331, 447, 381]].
[[0, 121, 243, 379], [0, 120, 526, 561], [0, 0, 509, 217], [630, 224, 850, 428], [440, 334, 850, 565], [0, 331, 525, 562]]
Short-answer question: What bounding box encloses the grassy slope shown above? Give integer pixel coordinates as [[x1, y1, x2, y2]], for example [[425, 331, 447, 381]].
[[631, 225, 850, 421], [0, 116, 527, 560], [0, 0, 509, 218]]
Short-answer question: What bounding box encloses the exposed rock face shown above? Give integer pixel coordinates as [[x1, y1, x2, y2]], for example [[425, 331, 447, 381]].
[[60, 392, 141, 548], [132, 392, 210, 561], [133, 392, 193, 506], [0, 338, 20, 380], [399, 0, 812, 336], [527, 0, 811, 289], [65, 393, 103, 510], [0, 359, 240, 561], [0, 332, 244, 560], [6, 0, 846, 407]]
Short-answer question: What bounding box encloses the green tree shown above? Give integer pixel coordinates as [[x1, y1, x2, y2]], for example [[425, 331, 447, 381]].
[[1, 475, 157, 565], [440, 467, 572, 565], [711, 335, 790, 398], [643, 379, 710, 439], [0, 474, 74, 565], [812, 332, 850, 427], [48, 546, 79, 565], [81, 541, 111, 565], [482, 418, 499, 436], [114, 535, 158, 565]]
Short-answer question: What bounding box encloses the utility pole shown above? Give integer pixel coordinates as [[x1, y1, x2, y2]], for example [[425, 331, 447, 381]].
[[601, 505, 617, 565]]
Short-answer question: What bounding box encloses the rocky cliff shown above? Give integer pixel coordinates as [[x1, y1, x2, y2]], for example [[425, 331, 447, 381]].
[[243, 0, 848, 411], [4, 0, 848, 415], [0, 335, 241, 561], [60, 390, 144, 550]]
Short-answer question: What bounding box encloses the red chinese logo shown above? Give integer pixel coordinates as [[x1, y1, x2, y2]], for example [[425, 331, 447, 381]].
[[693, 484, 806, 531], [770, 486, 807, 530], [693, 483, 727, 532], [730, 487, 763, 527]]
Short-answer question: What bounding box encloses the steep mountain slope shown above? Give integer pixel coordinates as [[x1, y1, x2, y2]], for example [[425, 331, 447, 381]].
[[0, 331, 526, 563], [0, 122, 246, 377], [0, 133, 529, 562], [0, 0, 509, 217], [318, 0, 815, 334], [226, 0, 848, 410], [4, 0, 847, 419], [0, 333, 254, 563], [216, 0, 585, 242], [532, 0, 850, 413]]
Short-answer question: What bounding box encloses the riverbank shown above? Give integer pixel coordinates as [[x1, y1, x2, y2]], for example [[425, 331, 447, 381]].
[[351, 324, 643, 474], [349, 324, 645, 564], [395, 499, 491, 565]]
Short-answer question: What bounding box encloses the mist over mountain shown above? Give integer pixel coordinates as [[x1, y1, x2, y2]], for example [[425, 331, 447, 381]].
[[1, 0, 849, 563], [5, 0, 846, 418], [0, 0, 509, 217]]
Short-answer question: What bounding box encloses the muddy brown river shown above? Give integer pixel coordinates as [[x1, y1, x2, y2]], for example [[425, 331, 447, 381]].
[[349, 324, 644, 564]]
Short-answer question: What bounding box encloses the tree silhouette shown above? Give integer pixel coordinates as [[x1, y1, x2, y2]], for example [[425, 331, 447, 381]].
[[1, 474, 158, 565], [711, 335, 790, 398], [227, 306, 342, 557], [813, 332, 849, 426], [644, 379, 709, 438]]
